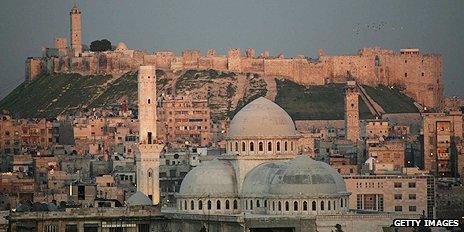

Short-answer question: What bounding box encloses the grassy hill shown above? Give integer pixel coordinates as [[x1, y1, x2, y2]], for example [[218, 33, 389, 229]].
[[0, 71, 418, 120]]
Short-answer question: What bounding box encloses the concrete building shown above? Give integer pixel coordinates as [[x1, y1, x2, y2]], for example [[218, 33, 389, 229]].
[[158, 95, 211, 148], [422, 111, 463, 177], [343, 173, 435, 218], [368, 140, 406, 172]]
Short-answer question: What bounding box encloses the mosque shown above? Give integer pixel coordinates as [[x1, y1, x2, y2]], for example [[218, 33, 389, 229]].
[[129, 66, 416, 231]]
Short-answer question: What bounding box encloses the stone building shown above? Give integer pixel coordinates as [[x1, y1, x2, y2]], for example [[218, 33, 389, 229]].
[[367, 140, 406, 172], [70, 4, 82, 57], [158, 95, 211, 148], [345, 81, 360, 143], [422, 111, 464, 177]]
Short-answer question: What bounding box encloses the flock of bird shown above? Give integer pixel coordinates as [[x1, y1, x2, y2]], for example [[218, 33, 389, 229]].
[[352, 21, 404, 35]]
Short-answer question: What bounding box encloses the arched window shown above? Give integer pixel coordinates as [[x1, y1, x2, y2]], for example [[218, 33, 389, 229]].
[[250, 200, 253, 210], [321, 201, 325, 211], [235, 142, 238, 151], [267, 142, 272, 151], [199, 200, 203, 210], [264, 200, 268, 208], [278, 201, 282, 211], [312, 201, 316, 211], [259, 142, 263, 151], [333, 200, 336, 210], [285, 201, 289, 211], [225, 200, 230, 209], [257, 200, 260, 208], [207, 200, 212, 210], [294, 201, 298, 211], [328, 201, 331, 210], [242, 142, 246, 151], [191, 200, 194, 210], [216, 200, 221, 210], [184, 200, 187, 210], [245, 199, 248, 209], [284, 141, 288, 151], [344, 198, 347, 208], [340, 198, 343, 208], [291, 141, 294, 151], [277, 142, 280, 151], [303, 201, 308, 211], [250, 142, 254, 151], [272, 201, 275, 211], [233, 200, 238, 209]]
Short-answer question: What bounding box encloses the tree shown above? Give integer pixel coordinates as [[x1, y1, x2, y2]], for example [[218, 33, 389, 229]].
[[90, 39, 112, 52]]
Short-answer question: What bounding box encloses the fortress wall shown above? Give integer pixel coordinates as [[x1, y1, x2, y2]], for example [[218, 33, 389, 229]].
[[264, 59, 294, 79], [143, 54, 157, 66], [294, 60, 326, 85], [154, 52, 176, 69], [182, 50, 200, 69], [211, 56, 228, 71], [227, 48, 241, 72], [240, 58, 264, 73], [198, 57, 213, 70], [328, 55, 379, 85]]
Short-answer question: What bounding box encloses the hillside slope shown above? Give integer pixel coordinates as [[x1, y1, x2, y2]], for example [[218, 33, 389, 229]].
[[0, 71, 418, 120]]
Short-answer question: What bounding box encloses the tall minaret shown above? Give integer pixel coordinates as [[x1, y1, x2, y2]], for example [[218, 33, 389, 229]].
[[136, 65, 164, 205], [70, 4, 82, 57], [345, 80, 360, 142]]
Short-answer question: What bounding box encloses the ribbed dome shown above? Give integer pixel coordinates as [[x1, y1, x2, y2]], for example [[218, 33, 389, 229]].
[[179, 159, 237, 197], [227, 97, 299, 139], [127, 191, 152, 206], [116, 42, 128, 50], [242, 156, 348, 197]]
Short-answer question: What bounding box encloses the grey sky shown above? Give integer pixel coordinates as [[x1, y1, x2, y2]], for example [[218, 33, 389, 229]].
[[1, 0, 463, 99]]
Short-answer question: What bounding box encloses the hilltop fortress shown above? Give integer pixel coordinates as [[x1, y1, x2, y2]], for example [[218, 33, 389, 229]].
[[25, 5, 443, 109]]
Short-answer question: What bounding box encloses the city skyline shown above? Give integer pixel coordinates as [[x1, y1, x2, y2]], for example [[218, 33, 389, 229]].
[[1, 0, 463, 99]]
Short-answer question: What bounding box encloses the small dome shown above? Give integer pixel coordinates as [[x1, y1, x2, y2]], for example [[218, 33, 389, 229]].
[[242, 161, 286, 196], [127, 191, 152, 206], [242, 156, 348, 197], [179, 159, 237, 197], [116, 42, 128, 51], [228, 97, 299, 139]]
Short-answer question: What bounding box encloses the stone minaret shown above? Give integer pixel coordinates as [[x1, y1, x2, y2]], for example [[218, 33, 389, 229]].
[[345, 80, 360, 142], [137, 65, 163, 205], [70, 4, 82, 57]]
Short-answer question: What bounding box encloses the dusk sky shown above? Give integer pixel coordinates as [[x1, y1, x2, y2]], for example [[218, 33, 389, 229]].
[[1, 0, 463, 99]]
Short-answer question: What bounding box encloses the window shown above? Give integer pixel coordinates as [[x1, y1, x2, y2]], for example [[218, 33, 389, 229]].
[[207, 200, 211, 210], [409, 206, 417, 212], [404, 72, 408, 77], [191, 200, 194, 210], [199, 200, 203, 210], [395, 206, 403, 212], [268, 142, 272, 151], [422, 72, 424, 77], [278, 201, 282, 211], [312, 201, 316, 211], [408, 182, 416, 188], [250, 142, 254, 151], [225, 200, 230, 209], [303, 201, 308, 211], [294, 201, 298, 211], [235, 142, 238, 151], [321, 201, 325, 211], [277, 142, 280, 151], [147, 99, 151, 104], [333, 200, 336, 210], [242, 142, 246, 151], [272, 201, 275, 211], [394, 182, 402, 188], [285, 141, 288, 151], [184, 200, 187, 210], [250, 200, 253, 210], [285, 201, 289, 211], [233, 200, 238, 209], [341, 198, 343, 208], [394, 194, 402, 200], [257, 200, 260, 208], [216, 200, 221, 210], [328, 201, 331, 210], [409, 194, 416, 200], [264, 200, 267, 208], [291, 142, 294, 150], [259, 142, 263, 151]]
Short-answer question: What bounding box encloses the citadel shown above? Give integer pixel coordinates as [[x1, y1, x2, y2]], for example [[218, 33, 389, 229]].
[[26, 4, 443, 110]]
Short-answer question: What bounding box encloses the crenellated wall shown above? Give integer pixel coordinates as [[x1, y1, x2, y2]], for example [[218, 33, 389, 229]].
[[26, 46, 443, 109]]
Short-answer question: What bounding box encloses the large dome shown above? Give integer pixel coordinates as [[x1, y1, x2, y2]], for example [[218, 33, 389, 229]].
[[227, 97, 299, 139], [242, 156, 348, 197], [179, 159, 237, 197]]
